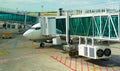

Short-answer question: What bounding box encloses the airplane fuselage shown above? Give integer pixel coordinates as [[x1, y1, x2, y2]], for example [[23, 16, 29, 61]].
[[23, 23, 54, 42]]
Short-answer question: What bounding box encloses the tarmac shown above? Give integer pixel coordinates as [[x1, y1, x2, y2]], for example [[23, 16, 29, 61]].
[[0, 34, 120, 71]]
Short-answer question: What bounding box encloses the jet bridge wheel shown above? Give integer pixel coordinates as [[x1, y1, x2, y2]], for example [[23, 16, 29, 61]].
[[40, 43, 45, 47], [69, 49, 78, 57]]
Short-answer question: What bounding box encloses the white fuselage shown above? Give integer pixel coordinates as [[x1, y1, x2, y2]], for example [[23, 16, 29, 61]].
[[23, 23, 53, 42]]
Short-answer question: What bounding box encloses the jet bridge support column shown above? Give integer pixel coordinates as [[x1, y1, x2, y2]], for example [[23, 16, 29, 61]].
[[65, 12, 78, 57], [63, 12, 71, 51], [66, 12, 70, 45]]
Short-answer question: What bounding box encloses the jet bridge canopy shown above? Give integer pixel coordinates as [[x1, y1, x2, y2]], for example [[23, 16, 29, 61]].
[[56, 13, 120, 41]]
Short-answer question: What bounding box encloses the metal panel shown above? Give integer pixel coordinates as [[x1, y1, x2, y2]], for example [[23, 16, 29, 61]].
[[84, 47, 88, 56], [47, 17, 56, 35], [89, 48, 95, 57], [40, 17, 46, 35]]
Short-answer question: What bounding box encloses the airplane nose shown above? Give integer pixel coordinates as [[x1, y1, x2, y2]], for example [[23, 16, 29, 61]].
[[23, 29, 41, 40], [23, 32, 27, 37], [23, 30, 31, 39], [23, 32, 28, 37]]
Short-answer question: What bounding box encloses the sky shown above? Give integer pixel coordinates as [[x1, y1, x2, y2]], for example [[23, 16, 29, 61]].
[[0, 0, 120, 12]]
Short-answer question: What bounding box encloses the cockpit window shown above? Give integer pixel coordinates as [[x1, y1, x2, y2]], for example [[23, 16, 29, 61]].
[[31, 27, 41, 30], [35, 27, 41, 30]]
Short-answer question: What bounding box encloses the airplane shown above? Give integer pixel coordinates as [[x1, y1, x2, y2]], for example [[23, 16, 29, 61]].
[[23, 23, 63, 47], [23, 22, 79, 58]]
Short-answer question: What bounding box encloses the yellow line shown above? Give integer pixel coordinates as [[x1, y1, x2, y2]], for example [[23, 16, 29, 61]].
[[0, 51, 9, 55], [32, 43, 39, 48], [91, 67, 99, 70]]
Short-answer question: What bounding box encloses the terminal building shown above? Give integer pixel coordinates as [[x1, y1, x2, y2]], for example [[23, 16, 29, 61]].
[[0, 7, 37, 33]]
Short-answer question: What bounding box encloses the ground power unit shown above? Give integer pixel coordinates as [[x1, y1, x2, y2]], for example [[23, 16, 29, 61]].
[[78, 37, 111, 59], [78, 44, 111, 59]]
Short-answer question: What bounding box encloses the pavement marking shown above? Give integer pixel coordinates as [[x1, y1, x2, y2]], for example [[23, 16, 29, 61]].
[[51, 56, 78, 71], [80, 58, 83, 71], [86, 61, 89, 71], [112, 67, 115, 71], [98, 65, 102, 71], [51, 55, 120, 71], [0, 51, 9, 55], [75, 58, 77, 71], [91, 67, 99, 71], [32, 42, 39, 48], [92, 63, 96, 71]]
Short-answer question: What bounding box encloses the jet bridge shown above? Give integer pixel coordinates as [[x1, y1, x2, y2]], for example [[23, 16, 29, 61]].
[[38, 13, 120, 59], [56, 13, 120, 41], [56, 12, 120, 59]]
